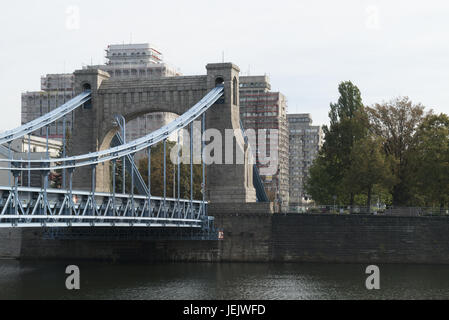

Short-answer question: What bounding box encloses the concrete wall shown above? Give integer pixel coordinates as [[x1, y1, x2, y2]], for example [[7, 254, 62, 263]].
[[0, 229, 22, 259], [215, 213, 272, 262], [18, 229, 220, 262], [2, 213, 449, 264], [271, 214, 449, 264]]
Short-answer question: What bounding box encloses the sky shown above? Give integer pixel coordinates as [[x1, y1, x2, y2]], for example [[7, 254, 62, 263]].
[[1, 0, 449, 131]]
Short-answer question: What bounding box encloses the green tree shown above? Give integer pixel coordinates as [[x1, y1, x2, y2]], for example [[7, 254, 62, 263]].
[[307, 81, 368, 206], [50, 128, 71, 189], [343, 136, 397, 212], [366, 97, 431, 205], [409, 114, 449, 209], [305, 155, 336, 204], [136, 141, 204, 200]]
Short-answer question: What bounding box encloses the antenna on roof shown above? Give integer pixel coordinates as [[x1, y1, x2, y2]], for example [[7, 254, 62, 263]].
[[222, 51, 225, 63]]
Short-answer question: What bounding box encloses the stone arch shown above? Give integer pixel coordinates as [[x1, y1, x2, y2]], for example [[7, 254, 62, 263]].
[[98, 107, 181, 155], [73, 63, 257, 203], [96, 107, 183, 193]]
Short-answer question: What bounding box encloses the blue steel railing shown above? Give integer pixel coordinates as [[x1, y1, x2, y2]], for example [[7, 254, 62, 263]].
[[0, 91, 91, 145], [0, 186, 207, 229], [0, 86, 225, 231]]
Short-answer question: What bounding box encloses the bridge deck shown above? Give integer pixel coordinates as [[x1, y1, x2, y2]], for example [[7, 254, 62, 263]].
[[0, 187, 212, 230]]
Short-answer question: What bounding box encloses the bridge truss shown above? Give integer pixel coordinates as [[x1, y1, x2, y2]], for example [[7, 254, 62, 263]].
[[0, 85, 225, 235]]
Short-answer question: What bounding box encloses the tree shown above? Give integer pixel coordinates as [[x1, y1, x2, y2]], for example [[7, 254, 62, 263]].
[[305, 155, 336, 205], [409, 114, 449, 209], [307, 81, 368, 206], [136, 141, 204, 200], [50, 128, 71, 189], [366, 97, 431, 205], [343, 136, 397, 211]]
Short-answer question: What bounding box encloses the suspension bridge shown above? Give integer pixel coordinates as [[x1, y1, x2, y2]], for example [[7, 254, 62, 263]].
[[0, 63, 268, 240]]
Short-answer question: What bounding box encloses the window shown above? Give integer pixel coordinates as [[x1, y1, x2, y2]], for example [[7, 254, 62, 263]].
[[233, 77, 238, 105], [215, 77, 224, 86]]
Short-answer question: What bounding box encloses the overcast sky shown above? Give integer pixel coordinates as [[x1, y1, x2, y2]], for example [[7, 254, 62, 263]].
[[1, 0, 449, 131]]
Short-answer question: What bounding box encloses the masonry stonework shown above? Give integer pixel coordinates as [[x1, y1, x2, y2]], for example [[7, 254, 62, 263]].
[[271, 214, 449, 264], [2, 214, 449, 264], [71, 63, 256, 204]]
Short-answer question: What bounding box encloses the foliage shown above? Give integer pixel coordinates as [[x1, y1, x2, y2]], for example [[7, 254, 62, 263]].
[[50, 128, 71, 189], [366, 97, 431, 205], [135, 141, 204, 200], [408, 114, 449, 208], [343, 136, 397, 210], [307, 88, 447, 209], [306, 81, 368, 205]]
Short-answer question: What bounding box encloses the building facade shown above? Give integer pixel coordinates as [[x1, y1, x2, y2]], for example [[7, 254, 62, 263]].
[[239, 76, 289, 210], [21, 43, 181, 141], [288, 114, 323, 210], [125, 112, 182, 161], [0, 136, 62, 188], [86, 43, 181, 80], [22, 74, 75, 139]]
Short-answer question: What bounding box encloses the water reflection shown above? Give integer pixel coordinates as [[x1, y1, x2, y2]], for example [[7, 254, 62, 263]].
[[0, 261, 448, 300]]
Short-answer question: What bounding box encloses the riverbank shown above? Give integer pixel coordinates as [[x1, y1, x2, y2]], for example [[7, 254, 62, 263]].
[[2, 213, 449, 264]]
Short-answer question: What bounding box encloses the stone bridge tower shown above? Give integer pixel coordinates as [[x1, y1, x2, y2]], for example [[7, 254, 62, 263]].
[[71, 63, 256, 204]]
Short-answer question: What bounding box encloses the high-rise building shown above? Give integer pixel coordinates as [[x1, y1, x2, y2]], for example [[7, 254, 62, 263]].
[[40, 73, 75, 92], [126, 112, 182, 161], [88, 43, 181, 79], [0, 136, 62, 188], [239, 75, 289, 210], [21, 43, 182, 141], [288, 114, 323, 210], [22, 74, 75, 139]]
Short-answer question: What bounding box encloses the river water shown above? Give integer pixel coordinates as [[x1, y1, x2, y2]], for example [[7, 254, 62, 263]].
[[0, 260, 448, 300]]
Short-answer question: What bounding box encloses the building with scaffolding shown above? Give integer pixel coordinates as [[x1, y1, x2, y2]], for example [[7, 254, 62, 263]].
[[93, 43, 181, 79], [0, 135, 62, 188], [288, 113, 323, 210], [22, 73, 75, 139], [239, 76, 290, 210], [21, 43, 182, 141]]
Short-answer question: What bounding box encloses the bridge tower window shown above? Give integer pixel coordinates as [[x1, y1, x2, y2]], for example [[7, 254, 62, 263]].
[[215, 77, 224, 87], [233, 77, 238, 105], [82, 83, 92, 91], [82, 83, 92, 109]]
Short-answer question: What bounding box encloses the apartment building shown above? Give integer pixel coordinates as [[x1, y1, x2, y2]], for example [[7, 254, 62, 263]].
[[239, 75, 289, 209], [288, 114, 323, 209], [21, 43, 181, 141]]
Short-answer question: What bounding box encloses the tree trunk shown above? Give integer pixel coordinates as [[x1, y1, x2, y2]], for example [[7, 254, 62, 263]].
[[367, 186, 372, 214]]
